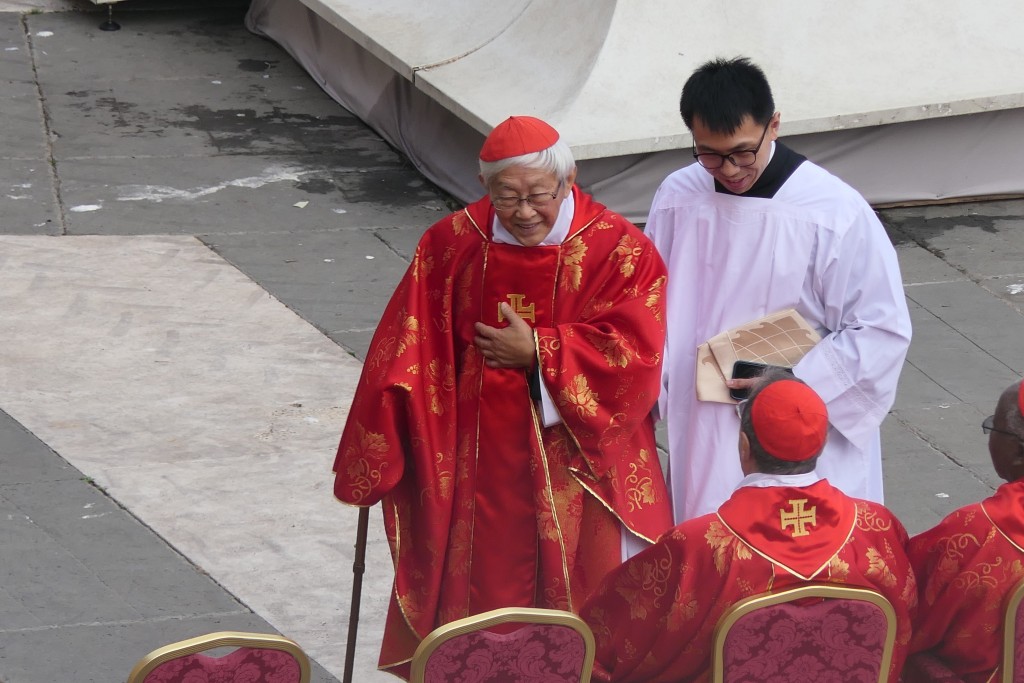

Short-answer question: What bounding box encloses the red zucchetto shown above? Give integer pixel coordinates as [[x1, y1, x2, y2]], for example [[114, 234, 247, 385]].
[[479, 116, 560, 162], [750, 379, 829, 462]]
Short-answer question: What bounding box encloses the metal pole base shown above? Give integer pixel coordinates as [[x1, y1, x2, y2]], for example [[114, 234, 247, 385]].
[[99, 6, 120, 31]]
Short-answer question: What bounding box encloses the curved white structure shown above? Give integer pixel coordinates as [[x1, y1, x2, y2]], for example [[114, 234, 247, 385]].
[[247, 0, 1024, 220]]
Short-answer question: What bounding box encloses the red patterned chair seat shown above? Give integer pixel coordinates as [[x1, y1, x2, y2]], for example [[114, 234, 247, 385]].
[[712, 584, 897, 683], [411, 607, 595, 683], [142, 647, 301, 683], [127, 631, 310, 683]]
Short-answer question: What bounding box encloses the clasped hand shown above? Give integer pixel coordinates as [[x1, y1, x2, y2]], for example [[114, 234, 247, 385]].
[[474, 302, 536, 369]]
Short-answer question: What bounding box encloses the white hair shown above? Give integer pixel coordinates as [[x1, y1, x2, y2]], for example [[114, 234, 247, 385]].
[[479, 138, 577, 187]]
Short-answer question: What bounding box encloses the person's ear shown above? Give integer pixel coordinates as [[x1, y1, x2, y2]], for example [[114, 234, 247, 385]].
[[738, 431, 755, 475], [564, 167, 578, 192], [1012, 441, 1024, 473]]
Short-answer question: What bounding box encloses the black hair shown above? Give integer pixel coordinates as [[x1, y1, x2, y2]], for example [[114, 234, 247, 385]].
[[739, 369, 819, 475], [679, 56, 775, 134]]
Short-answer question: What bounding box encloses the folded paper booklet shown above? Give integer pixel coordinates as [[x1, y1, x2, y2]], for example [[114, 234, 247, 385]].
[[695, 309, 822, 404]]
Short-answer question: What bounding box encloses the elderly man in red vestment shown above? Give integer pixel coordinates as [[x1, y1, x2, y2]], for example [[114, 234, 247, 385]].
[[905, 379, 1024, 683], [333, 116, 673, 678], [579, 372, 917, 682]]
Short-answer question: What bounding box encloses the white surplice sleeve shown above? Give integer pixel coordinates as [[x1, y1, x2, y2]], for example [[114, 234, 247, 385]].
[[792, 205, 912, 449], [642, 186, 674, 424]]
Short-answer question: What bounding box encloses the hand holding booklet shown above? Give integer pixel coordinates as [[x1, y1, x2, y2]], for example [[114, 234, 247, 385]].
[[695, 309, 821, 404]]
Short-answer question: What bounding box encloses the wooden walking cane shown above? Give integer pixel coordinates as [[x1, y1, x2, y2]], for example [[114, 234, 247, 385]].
[[343, 505, 370, 683]]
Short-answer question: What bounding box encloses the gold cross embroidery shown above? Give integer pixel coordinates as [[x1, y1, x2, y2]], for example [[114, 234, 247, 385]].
[[498, 293, 536, 323], [780, 499, 817, 538]]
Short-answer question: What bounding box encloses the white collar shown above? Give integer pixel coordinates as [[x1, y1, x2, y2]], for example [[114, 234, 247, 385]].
[[491, 191, 575, 246], [736, 470, 822, 490]]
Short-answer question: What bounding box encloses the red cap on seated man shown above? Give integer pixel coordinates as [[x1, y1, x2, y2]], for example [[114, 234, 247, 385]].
[[580, 370, 916, 683], [742, 376, 829, 467], [905, 380, 1024, 683]]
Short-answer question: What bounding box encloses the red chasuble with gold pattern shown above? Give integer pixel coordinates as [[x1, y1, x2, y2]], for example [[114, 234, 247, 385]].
[[907, 479, 1024, 683], [333, 187, 672, 676], [580, 479, 917, 683]]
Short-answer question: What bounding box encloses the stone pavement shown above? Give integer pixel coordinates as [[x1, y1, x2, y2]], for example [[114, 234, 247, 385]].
[[0, 2, 1021, 682], [0, 3, 416, 681]]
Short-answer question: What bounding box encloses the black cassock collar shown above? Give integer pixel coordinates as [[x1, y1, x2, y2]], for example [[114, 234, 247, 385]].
[[714, 141, 807, 199]]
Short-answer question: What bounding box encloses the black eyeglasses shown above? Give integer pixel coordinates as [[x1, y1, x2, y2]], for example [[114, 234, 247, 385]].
[[491, 182, 562, 212], [693, 120, 771, 170], [982, 415, 1023, 441]]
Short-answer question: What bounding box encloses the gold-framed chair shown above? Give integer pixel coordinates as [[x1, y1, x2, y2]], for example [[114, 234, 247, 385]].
[[1001, 576, 1024, 682], [126, 630, 311, 683], [711, 583, 897, 683], [409, 607, 595, 683]]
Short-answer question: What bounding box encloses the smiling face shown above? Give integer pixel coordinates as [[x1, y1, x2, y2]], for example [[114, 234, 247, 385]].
[[691, 112, 779, 195], [484, 165, 576, 247]]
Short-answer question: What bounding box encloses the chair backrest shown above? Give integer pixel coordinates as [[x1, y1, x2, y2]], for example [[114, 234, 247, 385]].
[[1001, 576, 1024, 682], [409, 607, 596, 683], [711, 583, 897, 683], [126, 631, 311, 683]]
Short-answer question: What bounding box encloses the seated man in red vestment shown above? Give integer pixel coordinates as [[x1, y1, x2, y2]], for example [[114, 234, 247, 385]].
[[579, 372, 917, 682], [332, 115, 673, 679], [906, 379, 1024, 683]]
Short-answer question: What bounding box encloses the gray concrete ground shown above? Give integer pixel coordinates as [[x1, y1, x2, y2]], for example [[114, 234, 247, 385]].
[[0, 2, 1021, 683]]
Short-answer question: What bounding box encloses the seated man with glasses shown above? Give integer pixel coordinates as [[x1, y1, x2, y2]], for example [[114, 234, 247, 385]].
[[333, 115, 672, 679], [904, 379, 1024, 683], [646, 56, 912, 523], [580, 371, 916, 682]]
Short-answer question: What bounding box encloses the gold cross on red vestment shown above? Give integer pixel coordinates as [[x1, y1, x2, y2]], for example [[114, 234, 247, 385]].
[[498, 293, 536, 323], [780, 498, 817, 537]]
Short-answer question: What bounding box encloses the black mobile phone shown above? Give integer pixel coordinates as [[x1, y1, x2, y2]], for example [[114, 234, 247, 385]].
[[730, 360, 773, 401]]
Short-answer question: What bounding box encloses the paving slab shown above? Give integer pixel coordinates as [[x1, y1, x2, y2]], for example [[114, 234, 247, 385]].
[[46, 77, 393, 159], [0, 84, 48, 162], [3, 478, 244, 618], [907, 281, 1024, 380], [0, 159, 59, 233], [0, 494, 142, 627], [893, 240, 969, 287], [204, 226, 421, 358], [26, 9, 310, 84], [980, 273, 1024, 309], [886, 198, 1024, 281], [55, 155, 446, 235], [0, 14, 36, 84], [0, 410, 339, 683], [879, 416, 994, 535]]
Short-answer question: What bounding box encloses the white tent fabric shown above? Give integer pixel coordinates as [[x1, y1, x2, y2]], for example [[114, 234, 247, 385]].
[[246, 0, 1024, 221]]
